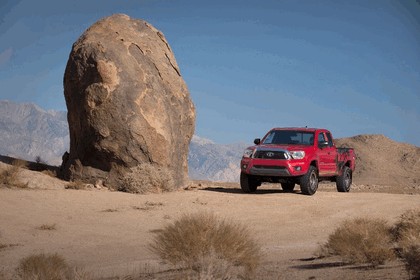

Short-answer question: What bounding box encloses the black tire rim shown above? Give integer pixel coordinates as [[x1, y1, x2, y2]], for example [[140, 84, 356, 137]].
[[344, 171, 351, 190], [310, 171, 318, 191]]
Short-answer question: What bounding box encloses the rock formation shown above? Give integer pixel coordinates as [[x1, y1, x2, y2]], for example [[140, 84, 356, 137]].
[[62, 14, 195, 189]]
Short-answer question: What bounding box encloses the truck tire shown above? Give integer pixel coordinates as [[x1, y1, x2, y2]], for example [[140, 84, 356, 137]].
[[240, 173, 259, 193], [300, 166, 319, 195], [281, 182, 295, 192], [336, 166, 352, 192]]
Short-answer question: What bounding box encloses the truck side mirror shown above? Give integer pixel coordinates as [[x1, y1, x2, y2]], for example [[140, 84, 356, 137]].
[[318, 141, 329, 148], [254, 138, 261, 145]]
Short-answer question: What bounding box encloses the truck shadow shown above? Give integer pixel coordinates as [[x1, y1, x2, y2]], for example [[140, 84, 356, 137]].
[[201, 186, 302, 195]]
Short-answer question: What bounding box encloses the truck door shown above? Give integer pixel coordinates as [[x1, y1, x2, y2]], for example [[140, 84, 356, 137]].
[[325, 132, 338, 174], [317, 132, 337, 175]]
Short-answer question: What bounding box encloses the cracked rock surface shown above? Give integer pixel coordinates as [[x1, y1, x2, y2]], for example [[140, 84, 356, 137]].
[[62, 14, 195, 189]]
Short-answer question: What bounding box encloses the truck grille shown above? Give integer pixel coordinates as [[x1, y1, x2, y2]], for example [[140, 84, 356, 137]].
[[253, 165, 286, 169], [254, 150, 288, 159]]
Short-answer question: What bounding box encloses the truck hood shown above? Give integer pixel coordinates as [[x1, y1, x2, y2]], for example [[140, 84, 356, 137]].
[[253, 144, 312, 151]]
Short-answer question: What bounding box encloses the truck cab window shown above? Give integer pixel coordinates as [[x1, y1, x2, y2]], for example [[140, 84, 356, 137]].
[[318, 133, 326, 143], [326, 132, 334, 147]]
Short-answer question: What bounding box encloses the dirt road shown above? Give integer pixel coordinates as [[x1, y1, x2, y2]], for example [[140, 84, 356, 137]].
[[1, 182, 419, 279]]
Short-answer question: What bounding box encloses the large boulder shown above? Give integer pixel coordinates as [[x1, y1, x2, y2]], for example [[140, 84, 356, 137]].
[[62, 14, 195, 190]]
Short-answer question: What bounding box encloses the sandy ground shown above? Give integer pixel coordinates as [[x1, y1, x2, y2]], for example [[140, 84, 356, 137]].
[[1, 168, 419, 279]]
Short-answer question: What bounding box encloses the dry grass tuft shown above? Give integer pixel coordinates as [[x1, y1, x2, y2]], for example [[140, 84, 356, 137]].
[[12, 159, 29, 169], [149, 212, 261, 278], [41, 169, 57, 178], [133, 201, 164, 211], [392, 208, 420, 246], [102, 208, 118, 213], [120, 163, 175, 194], [65, 181, 87, 190], [320, 217, 395, 266], [16, 253, 91, 280], [0, 161, 28, 188], [37, 224, 57, 231], [392, 209, 420, 279]]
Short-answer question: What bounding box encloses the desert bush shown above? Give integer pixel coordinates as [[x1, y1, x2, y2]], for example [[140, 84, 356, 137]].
[[12, 159, 28, 169], [65, 181, 87, 190], [320, 217, 395, 266], [37, 224, 57, 231], [0, 161, 28, 188], [392, 209, 420, 279], [392, 209, 420, 246], [149, 212, 261, 278], [16, 253, 90, 280], [34, 156, 45, 164], [42, 169, 57, 178], [121, 163, 175, 194]]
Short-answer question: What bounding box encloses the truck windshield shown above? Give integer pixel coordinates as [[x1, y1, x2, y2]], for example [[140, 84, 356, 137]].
[[262, 130, 314, 145]]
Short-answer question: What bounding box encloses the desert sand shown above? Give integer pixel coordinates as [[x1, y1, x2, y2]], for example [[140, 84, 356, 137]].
[[1, 164, 419, 279]]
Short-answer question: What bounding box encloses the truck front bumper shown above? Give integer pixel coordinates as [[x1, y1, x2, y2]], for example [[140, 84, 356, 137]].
[[241, 158, 308, 177]]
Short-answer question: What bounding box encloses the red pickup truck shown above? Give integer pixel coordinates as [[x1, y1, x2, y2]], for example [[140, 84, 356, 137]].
[[240, 127, 355, 195]]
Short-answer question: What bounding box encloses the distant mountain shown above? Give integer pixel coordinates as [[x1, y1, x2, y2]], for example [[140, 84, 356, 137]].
[[0, 100, 69, 165], [0, 100, 245, 182], [188, 135, 248, 182]]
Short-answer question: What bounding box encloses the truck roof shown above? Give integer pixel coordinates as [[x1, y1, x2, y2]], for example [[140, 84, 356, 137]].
[[270, 127, 326, 133]]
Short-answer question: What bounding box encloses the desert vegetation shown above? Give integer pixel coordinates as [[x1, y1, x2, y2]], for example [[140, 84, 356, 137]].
[[65, 181, 87, 190], [0, 160, 28, 188], [149, 212, 261, 279], [121, 163, 175, 194], [318, 209, 420, 278], [16, 253, 90, 280], [392, 209, 420, 279], [36, 224, 57, 231], [41, 169, 57, 178], [318, 217, 395, 266]]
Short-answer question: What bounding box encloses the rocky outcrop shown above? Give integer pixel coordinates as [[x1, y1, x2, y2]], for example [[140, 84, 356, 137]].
[[62, 14, 195, 189]]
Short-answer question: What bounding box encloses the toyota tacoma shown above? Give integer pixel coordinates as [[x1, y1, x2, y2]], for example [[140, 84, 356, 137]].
[[240, 127, 355, 195]]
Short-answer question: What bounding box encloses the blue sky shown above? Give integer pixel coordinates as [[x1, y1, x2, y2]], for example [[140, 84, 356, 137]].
[[0, 0, 419, 146]]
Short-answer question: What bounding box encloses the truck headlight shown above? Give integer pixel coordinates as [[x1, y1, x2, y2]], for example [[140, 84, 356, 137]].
[[290, 151, 305, 159], [243, 148, 254, 158]]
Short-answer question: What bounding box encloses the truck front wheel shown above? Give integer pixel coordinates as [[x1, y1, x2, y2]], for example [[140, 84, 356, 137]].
[[240, 173, 259, 193], [300, 166, 319, 195], [336, 166, 352, 192]]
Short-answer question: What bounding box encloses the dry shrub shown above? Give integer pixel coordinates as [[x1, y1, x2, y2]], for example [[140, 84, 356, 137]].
[[42, 170, 57, 178], [321, 218, 395, 266], [65, 181, 87, 190], [392, 209, 420, 279], [392, 209, 420, 246], [0, 161, 28, 188], [121, 163, 175, 194], [37, 224, 57, 231], [12, 159, 28, 169], [16, 253, 90, 280], [149, 212, 261, 278]]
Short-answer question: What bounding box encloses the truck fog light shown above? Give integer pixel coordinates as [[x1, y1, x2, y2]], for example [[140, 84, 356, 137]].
[[295, 166, 301, 171], [242, 164, 248, 169]]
